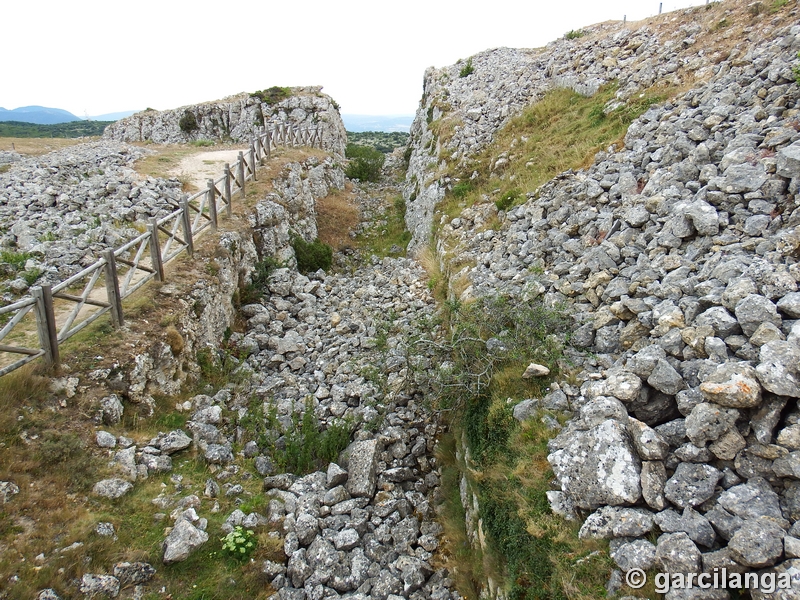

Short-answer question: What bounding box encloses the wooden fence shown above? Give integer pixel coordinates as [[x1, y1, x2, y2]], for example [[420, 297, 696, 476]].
[[0, 124, 321, 377]]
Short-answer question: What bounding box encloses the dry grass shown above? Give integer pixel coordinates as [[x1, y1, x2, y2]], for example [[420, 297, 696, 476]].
[[316, 183, 360, 250], [0, 137, 96, 155]]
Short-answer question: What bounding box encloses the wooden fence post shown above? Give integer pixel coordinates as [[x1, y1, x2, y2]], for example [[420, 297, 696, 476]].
[[32, 284, 59, 370], [224, 163, 232, 216], [148, 218, 164, 282], [207, 179, 218, 230], [102, 250, 124, 327], [180, 198, 194, 257], [266, 128, 271, 160], [237, 152, 246, 196], [249, 143, 257, 181]]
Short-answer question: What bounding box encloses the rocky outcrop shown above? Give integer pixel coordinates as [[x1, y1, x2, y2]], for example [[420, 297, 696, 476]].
[[103, 87, 347, 157]]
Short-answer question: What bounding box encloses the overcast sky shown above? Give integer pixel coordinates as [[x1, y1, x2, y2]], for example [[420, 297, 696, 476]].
[[4, 0, 709, 118]]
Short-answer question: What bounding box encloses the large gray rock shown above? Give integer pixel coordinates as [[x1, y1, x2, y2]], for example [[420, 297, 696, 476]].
[[93, 478, 133, 499], [113, 562, 156, 586], [79, 574, 120, 598], [735, 295, 782, 338], [749, 558, 800, 599], [728, 517, 785, 568], [548, 419, 641, 509], [655, 532, 702, 574], [100, 394, 124, 425], [685, 402, 739, 446], [641, 461, 668, 511], [159, 430, 192, 454], [628, 417, 670, 460], [346, 439, 380, 498], [663, 463, 722, 509], [162, 518, 209, 564], [648, 359, 687, 395], [777, 141, 800, 179], [578, 505, 654, 539], [610, 538, 656, 572], [718, 478, 785, 522], [699, 362, 762, 408], [756, 341, 800, 397]]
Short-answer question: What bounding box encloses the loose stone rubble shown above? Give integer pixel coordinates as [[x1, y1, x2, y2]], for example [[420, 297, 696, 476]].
[[402, 4, 800, 596]]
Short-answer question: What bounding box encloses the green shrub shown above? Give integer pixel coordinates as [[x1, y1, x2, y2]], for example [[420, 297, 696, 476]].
[[452, 181, 473, 199], [238, 257, 283, 305], [459, 58, 474, 78], [344, 144, 385, 182], [251, 86, 291, 105], [496, 189, 520, 212], [179, 110, 199, 134], [291, 236, 332, 273], [265, 398, 354, 474], [795, 52, 800, 86], [565, 29, 584, 39]]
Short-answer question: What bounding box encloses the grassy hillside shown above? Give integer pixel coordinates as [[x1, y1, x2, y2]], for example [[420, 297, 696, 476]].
[[0, 120, 113, 138]]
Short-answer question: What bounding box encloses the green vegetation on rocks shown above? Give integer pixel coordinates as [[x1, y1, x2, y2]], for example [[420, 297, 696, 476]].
[[345, 143, 385, 182]]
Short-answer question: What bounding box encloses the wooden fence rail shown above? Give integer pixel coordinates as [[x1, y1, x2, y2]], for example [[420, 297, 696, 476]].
[[0, 125, 321, 377]]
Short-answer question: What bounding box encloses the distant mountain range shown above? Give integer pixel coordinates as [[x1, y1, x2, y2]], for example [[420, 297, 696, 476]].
[[342, 114, 414, 133], [0, 106, 139, 124], [2, 106, 414, 131]]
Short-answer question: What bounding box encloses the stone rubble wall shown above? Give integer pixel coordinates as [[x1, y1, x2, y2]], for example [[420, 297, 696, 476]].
[[0, 141, 183, 294], [402, 5, 790, 253], [103, 87, 347, 157], [121, 157, 345, 403], [403, 2, 800, 595]]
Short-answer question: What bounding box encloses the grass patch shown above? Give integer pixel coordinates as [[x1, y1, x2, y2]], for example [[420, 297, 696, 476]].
[[355, 194, 411, 259], [438, 82, 677, 220], [316, 186, 360, 251], [408, 292, 610, 598]]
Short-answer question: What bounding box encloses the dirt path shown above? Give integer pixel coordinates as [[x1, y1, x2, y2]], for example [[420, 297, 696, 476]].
[[169, 149, 244, 191]]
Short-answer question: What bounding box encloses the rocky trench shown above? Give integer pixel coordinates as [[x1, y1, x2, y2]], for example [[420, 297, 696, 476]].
[[31, 154, 460, 600]]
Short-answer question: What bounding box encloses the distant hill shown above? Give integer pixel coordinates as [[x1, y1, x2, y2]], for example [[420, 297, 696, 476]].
[[347, 131, 409, 154], [342, 114, 413, 133], [0, 106, 138, 125], [0, 120, 113, 138], [0, 106, 81, 125]]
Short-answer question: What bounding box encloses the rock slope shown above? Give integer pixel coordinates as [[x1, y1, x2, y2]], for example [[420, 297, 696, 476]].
[[402, 1, 800, 595]]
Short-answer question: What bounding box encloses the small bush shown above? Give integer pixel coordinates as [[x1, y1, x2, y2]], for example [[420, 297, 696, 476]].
[[179, 110, 199, 134], [495, 189, 520, 212], [291, 236, 332, 274], [238, 256, 283, 305], [259, 397, 354, 474], [459, 58, 474, 78], [165, 326, 184, 355], [220, 526, 257, 561], [251, 86, 291, 105], [452, 181, 473, 199], [565, 29, 584, 40], [795, 52, 800, 86], [345, 144, 385, 182]]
